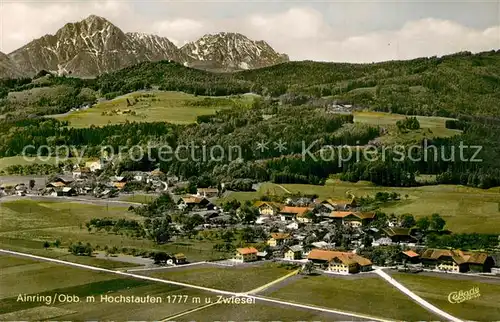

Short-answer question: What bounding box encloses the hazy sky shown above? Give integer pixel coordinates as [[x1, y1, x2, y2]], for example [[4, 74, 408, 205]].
[[1, 0, 499, 62]]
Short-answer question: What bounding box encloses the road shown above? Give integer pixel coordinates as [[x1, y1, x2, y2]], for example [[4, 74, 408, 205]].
[[276, 184, 291, 194], [0, 194, 142, 207], [0, 248, 387, 322], [126, 261, 207, 272], [246, 268, 300, 294], [94, 252, 155, 267], [375, 269, 462, 322]]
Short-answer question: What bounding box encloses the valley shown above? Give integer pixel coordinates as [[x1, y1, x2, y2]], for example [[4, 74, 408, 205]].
[[0, 10, 499, 322]]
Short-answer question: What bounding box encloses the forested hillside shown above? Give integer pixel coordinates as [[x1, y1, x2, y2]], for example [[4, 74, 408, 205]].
[[1, 99, 499, 189], [95, 50, 500, 117], [2, 50, 500, 119], [1, 50, 499, 189]]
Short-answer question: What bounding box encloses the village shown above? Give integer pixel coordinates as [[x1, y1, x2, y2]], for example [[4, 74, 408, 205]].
[[1, 157, 498, 280]]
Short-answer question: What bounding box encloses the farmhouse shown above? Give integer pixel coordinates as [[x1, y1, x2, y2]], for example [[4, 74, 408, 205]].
[[307, 249, 372, 274], [399, 250, 421, 264], [382, 227, 416, 243], [421, 249, 494, 273], [278, 206, 313, 221], [233, 247, 258, 263], [72, 166, 91, 179], [196, 188, 219, 198], [46, 177, 73, 189], [257, 251, 271, 260], [46, 181, 65, 189], [321, 197, 357, 210], [254, 201, 283, 216], [284, 245, 303, 260], [173, 253, 187, 265], [150, 169, 164, 177], [85, 159, 104, 172], [267, 233, 291, 247], [61, 187, 77, 196], [177, 196, 213, 210], [46, 186, 77, 197], [113, 181, 127, 190], [330, 211, 375, 227]]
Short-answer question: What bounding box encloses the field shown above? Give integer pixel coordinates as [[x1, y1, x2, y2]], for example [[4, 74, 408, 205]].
[[143, 263, 295, 293], [179, 302, 342, 321], [119, 193, 158, 204], [53, 91, 253, 128], [352, 111, 461, 143], [0, 254, 213, 321], [0, 254, 413, 321], [390, 272, 500, 321], [264, 274, 439, 321], [0, 156, 86, 173], [0, 156, 54, 171], [222, 181, 500, 234], [0, 199, 231, 262]]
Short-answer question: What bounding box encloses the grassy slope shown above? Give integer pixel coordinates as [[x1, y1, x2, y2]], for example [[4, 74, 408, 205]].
[[353, 111, 462, 143], [53, 91, 251, 128], [391, 272, 500, 321], [265, 274, 438, 321]]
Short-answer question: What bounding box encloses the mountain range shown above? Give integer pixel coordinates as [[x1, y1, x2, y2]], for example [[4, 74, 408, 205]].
[[2, 15, 289, 78]]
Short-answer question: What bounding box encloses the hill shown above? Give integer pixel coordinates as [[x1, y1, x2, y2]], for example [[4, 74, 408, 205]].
[[2, 50, 500, 119], [95, 51, 500, 117]]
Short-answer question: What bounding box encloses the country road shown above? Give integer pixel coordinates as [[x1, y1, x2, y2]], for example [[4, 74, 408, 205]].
[[375, 269, 462, 322], [0, 248, 388, 322]]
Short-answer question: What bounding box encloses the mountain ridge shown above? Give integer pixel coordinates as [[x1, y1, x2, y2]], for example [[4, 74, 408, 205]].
[[4, 15, 288, 78], [180, 32, 289, 71]]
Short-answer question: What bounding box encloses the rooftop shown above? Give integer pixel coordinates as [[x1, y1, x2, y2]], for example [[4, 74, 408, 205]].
[[307, 249, 372, 266], [280, 206, 312, 216], [270, 232, 291, 240], [236, 247, 258, 255], [421, 249, 490, 265]]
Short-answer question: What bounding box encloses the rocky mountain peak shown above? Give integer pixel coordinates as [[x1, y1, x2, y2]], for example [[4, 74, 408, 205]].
[[2, 15, 289, 78], [180, 32, 289, 71]]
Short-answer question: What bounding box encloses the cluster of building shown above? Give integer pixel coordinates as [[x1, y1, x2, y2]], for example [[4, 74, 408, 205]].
[[232, 245, 373, 275], [417, 249, 495, 273], [232, 241, 496, 275], [254, 197, 376, 227]]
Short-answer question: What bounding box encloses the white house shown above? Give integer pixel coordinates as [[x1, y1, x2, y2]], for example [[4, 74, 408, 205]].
[[85, 160, 104, 172]]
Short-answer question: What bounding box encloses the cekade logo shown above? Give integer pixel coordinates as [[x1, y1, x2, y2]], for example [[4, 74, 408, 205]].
[[448, 287, 481, 304]]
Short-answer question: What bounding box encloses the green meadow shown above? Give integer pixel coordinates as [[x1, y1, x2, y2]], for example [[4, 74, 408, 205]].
[[53, 91, 253, 128]]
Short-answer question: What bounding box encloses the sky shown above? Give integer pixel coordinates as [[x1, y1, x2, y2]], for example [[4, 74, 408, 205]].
[[0, 0, 499, 63]]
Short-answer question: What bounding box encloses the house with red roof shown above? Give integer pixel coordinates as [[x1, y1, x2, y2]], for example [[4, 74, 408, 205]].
[[307, 249, 372, 274], [233, 247, 259, 263]]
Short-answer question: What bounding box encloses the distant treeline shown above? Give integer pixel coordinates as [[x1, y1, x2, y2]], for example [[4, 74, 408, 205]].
[[0, 99, 499, 188]]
